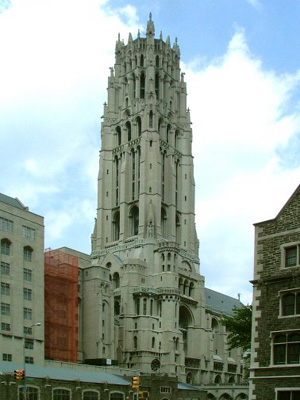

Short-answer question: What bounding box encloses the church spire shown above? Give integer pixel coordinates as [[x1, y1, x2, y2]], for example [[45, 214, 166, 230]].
[[146, 12, 155, 37]]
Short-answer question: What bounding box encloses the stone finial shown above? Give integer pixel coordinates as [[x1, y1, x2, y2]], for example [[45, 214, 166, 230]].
[[147, 12, 155, 37]]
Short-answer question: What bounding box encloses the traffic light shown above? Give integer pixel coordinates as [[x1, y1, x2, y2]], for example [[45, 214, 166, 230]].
[[14, 370, 25, 380], [132, 376, 140, 390]]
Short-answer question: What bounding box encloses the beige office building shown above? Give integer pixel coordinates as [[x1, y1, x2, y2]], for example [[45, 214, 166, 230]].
[[0, 193, 44, 365]]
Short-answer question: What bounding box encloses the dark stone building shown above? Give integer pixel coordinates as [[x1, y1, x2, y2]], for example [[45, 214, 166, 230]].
[[250, 184, 300, 399], [0, 361, 207, 400]]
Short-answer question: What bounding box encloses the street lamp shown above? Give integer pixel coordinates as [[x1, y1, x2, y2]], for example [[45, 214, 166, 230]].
[[23, 323, 41, 400]]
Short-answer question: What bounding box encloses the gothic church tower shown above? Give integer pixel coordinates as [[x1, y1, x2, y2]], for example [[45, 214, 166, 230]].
[[85, 15, 205, 382]]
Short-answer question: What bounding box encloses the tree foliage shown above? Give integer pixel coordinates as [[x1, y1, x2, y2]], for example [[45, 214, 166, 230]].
[[221, 305, 252, 352]]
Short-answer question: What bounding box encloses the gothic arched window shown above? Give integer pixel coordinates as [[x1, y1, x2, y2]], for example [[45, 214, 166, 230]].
[[130, 206, 139, 236], [155, 72, 159, 99], [149, 111, 153, 128], [136, 116, 142, 136], [126, 121, 131, 142], [140, 72, 145, 99], [113, 272, 120, 289], [161, 207, 167, 238], [113, 211, 120, 241], [116, 126, 121, 146]]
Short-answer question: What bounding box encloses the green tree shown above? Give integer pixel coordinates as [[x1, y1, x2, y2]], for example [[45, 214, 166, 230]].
[[221, 305, 252, 352]]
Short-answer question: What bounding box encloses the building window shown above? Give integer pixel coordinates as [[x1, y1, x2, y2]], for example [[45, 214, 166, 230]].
[[3, 353, 12, 361], [273, 331, 300, 365], [1, 262, 10, 275], [83, 391, 100, 400], [110, 393, 124, 400], [1, 239, 11, 255], [23, 268, 32, 281], [24, 288, 32, 301], [53, 388, 71, 400], [23, 246, 33, 262], [281, 291, 300, 316], [1, 322, 10, 331], [22, 226, 35, 240], [1, 302, 10, 316], [24, 326, 32, 335], [130, 206, 139, 236], [23, 307, 32, 320], [25, 339, 34, 349], [140, 71, 145, 98], [25, 356, 34, 364], [0, 217, 13, 232], [19, 387, 39, 400], [1, 282, 10, 296], [277, 390, 300, 400], [160, 387, 172, 393], [284, 245, 300, 268]]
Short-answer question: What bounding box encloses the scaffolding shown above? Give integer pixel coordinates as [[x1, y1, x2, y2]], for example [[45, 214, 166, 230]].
[[44, 249, 78, 363]]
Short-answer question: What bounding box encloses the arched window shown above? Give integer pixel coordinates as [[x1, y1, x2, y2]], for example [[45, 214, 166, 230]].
[[156, 55, 160, 68], [126, 121, 131, 142], [23, 246, 33, 262], [133, 336, 138, 349], [155, 72, 159, 99], [114, 156, 119, 206], [110, 393, 124, 400], [189, 282, 194, 297], [132, 74, 136, 98], [136, 116, 142, 136], [143, 298, 147, 315], [149, 111, 153, 128], [161, 152, 166, 202], [83, 390, 100, 400], [19, 386, 39, 400], [131, 149, 136, 201], [113, 211, 120, 241], [175, 130, 179, 148], [130, 206, 139, 236], [52, 388, 71, 400], [114, 300, 120, 316], [186, 372, 192, 384], [152, 337, 155, 348], [113, 272, 120, 289], [116, 126, 121, 146], [166, 124, 171, 143], [1, 239, 11, 255], [140, 71, 145, 99], [140, 54, 144, 67], [136, 298, 140, 315], [161, 208, 167, 238], [150, 299, 154, 316]]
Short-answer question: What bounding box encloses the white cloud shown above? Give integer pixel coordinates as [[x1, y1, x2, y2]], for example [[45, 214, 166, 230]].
[[183, 29, 300, 303], [0, 0, 140, 248]]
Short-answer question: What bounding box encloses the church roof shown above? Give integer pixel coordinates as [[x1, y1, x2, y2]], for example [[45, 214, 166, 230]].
[[205, 287, 243, 316]]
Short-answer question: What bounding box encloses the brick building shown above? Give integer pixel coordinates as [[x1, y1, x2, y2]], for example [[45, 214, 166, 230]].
[[250, 184, 300, 399]]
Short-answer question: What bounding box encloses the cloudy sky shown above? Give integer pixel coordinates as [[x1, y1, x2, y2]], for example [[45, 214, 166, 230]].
[[1, 0, 300, 304]]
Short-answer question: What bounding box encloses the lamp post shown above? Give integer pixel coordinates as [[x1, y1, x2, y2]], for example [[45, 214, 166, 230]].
[[23, 322, 41, 400]]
